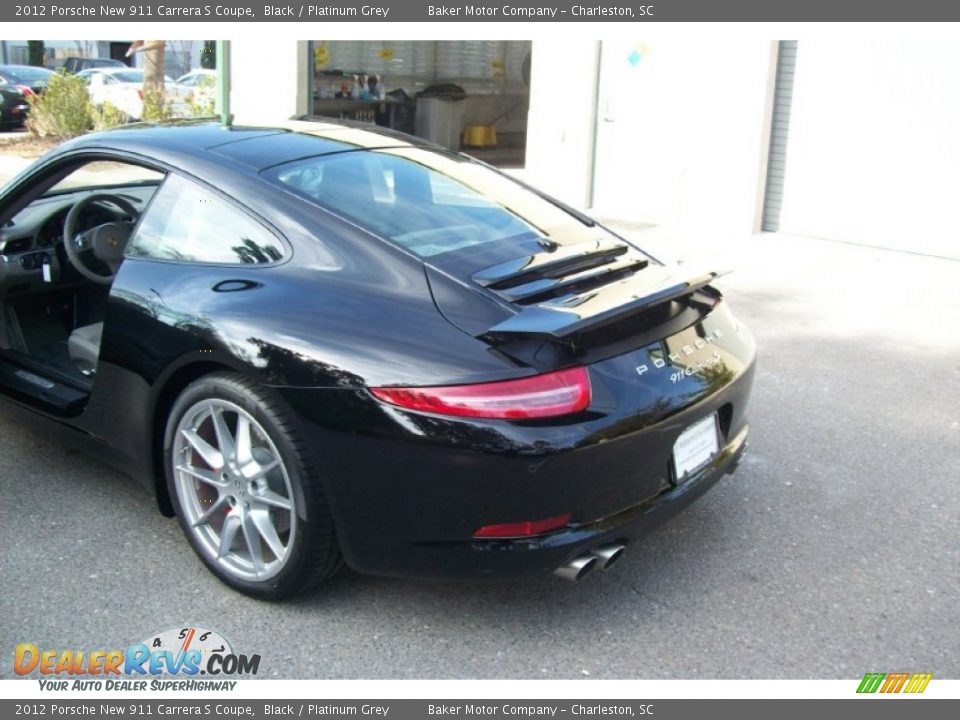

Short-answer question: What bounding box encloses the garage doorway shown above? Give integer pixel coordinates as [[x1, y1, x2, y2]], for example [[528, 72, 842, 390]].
[[306, 41, 532, 168]]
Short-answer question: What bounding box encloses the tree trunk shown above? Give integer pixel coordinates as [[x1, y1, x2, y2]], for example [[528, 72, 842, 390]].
[[200, 41, 216, 70], [142, 41, 165, 95], [27, 40, 45, 67]]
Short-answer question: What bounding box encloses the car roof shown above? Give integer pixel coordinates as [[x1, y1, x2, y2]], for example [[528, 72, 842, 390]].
[[0, 64, 54, 76], [0, 64, 51, 71], [67, 57, 124, 64], [62, 119, 442, 174]]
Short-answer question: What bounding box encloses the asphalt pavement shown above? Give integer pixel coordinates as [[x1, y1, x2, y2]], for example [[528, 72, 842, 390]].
[[0, 222, 958, 679]]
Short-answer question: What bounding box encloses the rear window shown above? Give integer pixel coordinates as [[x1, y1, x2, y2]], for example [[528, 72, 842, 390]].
[[264, 148, 586, 260]]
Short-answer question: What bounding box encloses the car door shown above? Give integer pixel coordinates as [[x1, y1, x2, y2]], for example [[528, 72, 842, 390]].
[[80, 171, 288, 471]]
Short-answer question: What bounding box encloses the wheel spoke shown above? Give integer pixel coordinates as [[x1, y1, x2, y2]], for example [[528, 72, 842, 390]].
[[181, 428, 224, 470], [236, 414, 254, 465], [253, 488, 292, 511], [257, 458, 281, 476], [241, 455, 280, 481], [192, 495, 229, 527], [240, 510, 265, 575], [176, 464, 227, 488], [217, 512, 241, 558], [250, 508, 286, 560], [209, 406, 237, 464]]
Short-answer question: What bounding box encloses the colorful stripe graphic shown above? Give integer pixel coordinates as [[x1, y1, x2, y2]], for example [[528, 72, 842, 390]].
[[857, 672, 932, 694]]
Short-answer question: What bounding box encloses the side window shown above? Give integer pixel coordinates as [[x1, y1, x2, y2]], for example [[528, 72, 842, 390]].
[[127, 174, 286, 265]]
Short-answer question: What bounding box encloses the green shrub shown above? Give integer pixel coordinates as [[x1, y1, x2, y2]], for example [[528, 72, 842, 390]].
[[26, 72, 93, 140], [92, 101, 128, 131], [187, 76, 216, 117], [142, 89, 174, 122]]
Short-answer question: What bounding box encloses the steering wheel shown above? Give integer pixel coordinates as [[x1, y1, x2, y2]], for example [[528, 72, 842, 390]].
[[62, 193, 139, 285]]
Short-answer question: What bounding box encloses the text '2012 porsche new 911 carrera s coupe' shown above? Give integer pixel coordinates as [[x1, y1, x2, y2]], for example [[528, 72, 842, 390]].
[[0, 119, 755, 599]]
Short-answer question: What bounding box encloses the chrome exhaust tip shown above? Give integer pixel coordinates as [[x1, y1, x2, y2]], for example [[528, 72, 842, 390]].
[[591, 543, 626, 570], [553, 554, 599, 582]]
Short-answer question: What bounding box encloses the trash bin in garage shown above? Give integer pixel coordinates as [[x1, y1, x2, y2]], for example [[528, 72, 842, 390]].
[[414, 96, 465, 151]]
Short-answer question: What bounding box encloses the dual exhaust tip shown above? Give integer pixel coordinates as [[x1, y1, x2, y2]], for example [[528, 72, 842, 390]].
[[553, 543, 626, 582]]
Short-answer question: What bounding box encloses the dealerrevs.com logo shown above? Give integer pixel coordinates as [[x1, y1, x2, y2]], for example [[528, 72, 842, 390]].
[[14, 626, 260, 692]]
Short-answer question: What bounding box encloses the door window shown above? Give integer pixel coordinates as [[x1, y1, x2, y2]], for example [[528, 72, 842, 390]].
[[128, 174, 286, 265]]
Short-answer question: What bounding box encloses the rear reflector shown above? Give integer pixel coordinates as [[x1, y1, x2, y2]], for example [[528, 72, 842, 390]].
[[370, 367, 591, 420], [473, 513, 572, 538]]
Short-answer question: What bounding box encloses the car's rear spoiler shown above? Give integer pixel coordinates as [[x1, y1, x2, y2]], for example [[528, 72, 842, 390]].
[[480, 265, 726, 343]]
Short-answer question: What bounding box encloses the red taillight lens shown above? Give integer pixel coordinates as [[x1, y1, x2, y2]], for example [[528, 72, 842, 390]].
[[137, 88, 145, 100], [15, 85, 34, 97], [473, 513, 572, 539], [370, 367, 591, 420]]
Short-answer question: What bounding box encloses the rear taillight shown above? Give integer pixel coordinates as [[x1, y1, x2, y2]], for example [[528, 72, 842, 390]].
[[370, 367, 591, 420], [137, 88, 145, 100], [14, 85, 34, 97]]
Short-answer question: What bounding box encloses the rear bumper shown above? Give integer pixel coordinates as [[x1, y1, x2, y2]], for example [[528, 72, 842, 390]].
[[501, 423, 749, 577], [333, 418, 748, 582], [282, 358, 754, 581], [1, 104, 28, 123]]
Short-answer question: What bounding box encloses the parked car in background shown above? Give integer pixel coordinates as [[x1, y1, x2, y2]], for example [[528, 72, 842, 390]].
[[61, 57, 126, 74], [176, 69, 217, 111], [77, 67, 191, 121], [0, 65, 55, 127], [0, 86, 30, 128], [177, 69, 216, 90]]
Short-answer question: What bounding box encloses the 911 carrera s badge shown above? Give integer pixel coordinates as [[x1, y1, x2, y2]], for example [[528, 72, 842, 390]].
[[634, 328, 724, 379]]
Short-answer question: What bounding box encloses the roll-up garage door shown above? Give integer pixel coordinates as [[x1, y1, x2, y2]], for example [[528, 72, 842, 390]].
[[762, 39, 960, 259], [761, 41, 797, 232]]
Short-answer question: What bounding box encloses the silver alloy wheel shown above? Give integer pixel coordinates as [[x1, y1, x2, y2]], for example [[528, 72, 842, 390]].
[[172, 398, 296, 582]]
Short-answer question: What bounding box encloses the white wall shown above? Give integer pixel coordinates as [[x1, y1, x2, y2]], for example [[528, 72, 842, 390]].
[[523, 39, 601, 210], [229, 39, 310, 124], [525, 39, 776, 244], [777, 39, 960, 259]]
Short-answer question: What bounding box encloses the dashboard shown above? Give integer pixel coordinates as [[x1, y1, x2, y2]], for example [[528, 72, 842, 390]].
[[0, 184, 159, 296]]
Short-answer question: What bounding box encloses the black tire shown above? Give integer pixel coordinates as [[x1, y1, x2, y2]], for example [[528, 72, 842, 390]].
[[163, 372, 342, 599]]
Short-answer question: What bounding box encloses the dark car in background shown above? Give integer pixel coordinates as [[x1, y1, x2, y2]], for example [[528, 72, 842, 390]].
[[0, 65, 54, 127], [0, 86, 30, 128], [0, 120, 755, 599]]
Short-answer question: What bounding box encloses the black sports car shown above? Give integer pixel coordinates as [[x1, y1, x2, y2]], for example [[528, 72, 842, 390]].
[[0, 120, 755, 599], [0, 65, 53, 126]]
